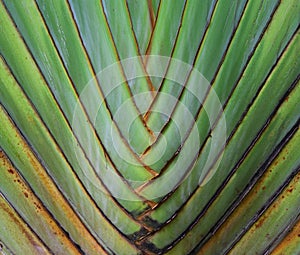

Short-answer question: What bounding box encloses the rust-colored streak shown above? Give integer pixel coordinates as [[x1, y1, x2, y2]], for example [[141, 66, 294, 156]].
[[271, 220, 300, 255], [33, 202, 42, 211], [255, 217, 266, 229], [0, 199, 40, 249], [143, 110, 151, 122], [143, 165, 159, 177], [147, 0, 155, 29], [1, 127, 107, 253], [0, 150, 80, 252], [141, 146, 152, 158]]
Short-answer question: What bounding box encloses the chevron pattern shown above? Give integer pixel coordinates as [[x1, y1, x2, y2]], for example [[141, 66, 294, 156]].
[[0, 0, 299, 254]]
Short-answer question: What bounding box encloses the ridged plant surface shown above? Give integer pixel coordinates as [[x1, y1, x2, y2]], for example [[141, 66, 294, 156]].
[[0, 0, 299, 254]]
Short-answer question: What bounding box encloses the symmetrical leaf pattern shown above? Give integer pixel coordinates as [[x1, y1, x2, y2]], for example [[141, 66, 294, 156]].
[[0, 0, 299, 254]]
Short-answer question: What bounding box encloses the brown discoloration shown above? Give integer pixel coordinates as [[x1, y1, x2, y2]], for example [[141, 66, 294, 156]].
[[0, 199, 40, 248], [255, 216, 266, 228], [147, 0, 155, 29], [141, 145, 152, 158], [285, 96, 290, 102], [271, 219, 300, 255], [143, 165, 159, 177], [33, 202, 42, 210], [8, 168, 14, 174]]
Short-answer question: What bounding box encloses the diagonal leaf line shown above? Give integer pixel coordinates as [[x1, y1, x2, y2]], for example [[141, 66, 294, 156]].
[[0, 54, 143, 250], [0, 237, 15, 255], [65, 0, 157, 178], [144, 0, 187, 70], [2, 0, 153, 217], [143, 0, 218, 123], [143, 0, 162, 57], [0, 100, 137, 253], [1, 1, 299, 254], [0, 189, 54, 254], [0, 97, 109, 253], [158, 78, 300, 251], [189, 77, 299, 236], [220, 29, 299, 144], [65, 0, 152, 158], [143, 0, 193, 123], [141, 82, 299, 253], [138, 32, 299, 251], [210, 0, 282, 114], [125, 0, 156, 92], [38, 0, 157, 191], [180, 167, 300, 255], [138, 0, 250, 188], [204, 29, 300, 189], [0, 151, 86, 255], [142, 0, 247, 157], [152, 0, 161, 21], [0, 83, 127, 252], [44, 0, 158, 199], [209, 0, 278, 86], [223, 167, 300, 255], [1, 59, 150, 250], [0, 105, 108, 253], [191, 125, 300, 253], [99, 0, 155, 134], [139, 41, 299, 230], [145, 28, 299, 224], [261, 212, 300, 255], [140, 0, 281, 179]]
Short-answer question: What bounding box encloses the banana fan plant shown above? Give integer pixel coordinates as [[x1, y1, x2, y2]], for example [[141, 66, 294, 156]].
[[0, 0, 299, 254]]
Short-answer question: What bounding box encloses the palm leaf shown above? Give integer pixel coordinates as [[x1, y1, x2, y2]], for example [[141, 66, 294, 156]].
[[0, 0, 299, 254]]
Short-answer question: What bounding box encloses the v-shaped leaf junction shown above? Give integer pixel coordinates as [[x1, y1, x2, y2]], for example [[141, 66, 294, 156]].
[[0, 0, 299, 254]]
